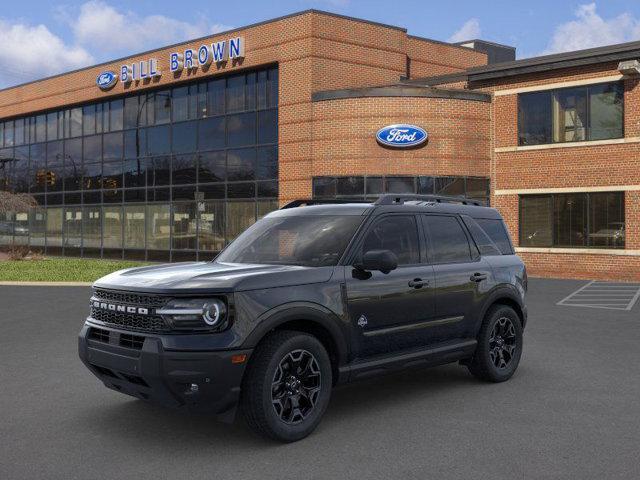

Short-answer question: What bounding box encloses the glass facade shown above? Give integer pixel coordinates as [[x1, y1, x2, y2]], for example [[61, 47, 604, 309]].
[[312, 175, 490, 205], [519, 192, 625, 249], [0, 66, 279, 260]]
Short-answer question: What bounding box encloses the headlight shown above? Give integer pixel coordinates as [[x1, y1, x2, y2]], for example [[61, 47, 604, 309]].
[[157, 298, 228, 331]]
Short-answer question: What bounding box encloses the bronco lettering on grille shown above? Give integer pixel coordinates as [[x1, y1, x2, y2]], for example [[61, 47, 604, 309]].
[[92, 300, 149, 315]]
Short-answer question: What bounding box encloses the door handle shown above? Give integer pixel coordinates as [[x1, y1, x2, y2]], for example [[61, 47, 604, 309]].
[[470, 272, 488, 282], [408, 278, 428, 289]]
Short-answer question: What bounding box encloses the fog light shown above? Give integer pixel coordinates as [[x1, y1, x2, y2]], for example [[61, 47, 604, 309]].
[[189, 383, 199, 393]]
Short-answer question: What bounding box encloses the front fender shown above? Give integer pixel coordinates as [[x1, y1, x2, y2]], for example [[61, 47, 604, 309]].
[[241, 302, 350, 366]]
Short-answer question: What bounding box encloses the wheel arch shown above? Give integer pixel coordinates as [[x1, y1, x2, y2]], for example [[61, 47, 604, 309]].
[[479, 288, 526, 330], [242, 303, 349, 384]]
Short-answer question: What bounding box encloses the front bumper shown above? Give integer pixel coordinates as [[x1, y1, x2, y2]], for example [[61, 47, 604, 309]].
[[78, 322, 252, 421]]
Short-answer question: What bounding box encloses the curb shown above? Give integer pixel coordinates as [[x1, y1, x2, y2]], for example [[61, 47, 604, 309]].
[[0, 281, 93, 286]]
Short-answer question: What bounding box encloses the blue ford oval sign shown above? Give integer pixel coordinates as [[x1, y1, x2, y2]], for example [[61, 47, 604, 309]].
[[96, 71, 118, 90], [376, 124, 428, 148]]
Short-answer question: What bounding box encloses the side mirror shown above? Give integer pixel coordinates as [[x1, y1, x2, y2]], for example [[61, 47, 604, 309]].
[[358, 249, 398, 274]]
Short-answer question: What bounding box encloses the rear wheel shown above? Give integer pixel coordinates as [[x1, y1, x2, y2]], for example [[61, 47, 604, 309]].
[[241, 330, 332, 442], [468, 305, 523, 382]]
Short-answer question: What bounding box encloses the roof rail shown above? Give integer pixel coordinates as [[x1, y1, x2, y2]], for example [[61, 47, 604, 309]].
[[374, 194, 482, 206], [280, 199, 372, 209]]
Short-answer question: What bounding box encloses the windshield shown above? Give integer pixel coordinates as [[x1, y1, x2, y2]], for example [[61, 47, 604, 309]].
[[216, 215, 364, 267]]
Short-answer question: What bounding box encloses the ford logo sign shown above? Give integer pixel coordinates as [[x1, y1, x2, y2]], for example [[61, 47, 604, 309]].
[[96, 71, 118, 90], [376, 124, 428, 148]]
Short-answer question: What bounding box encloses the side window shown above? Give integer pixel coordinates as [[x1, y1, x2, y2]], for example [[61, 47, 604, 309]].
[[422, 215, 472, 264], [361, 215, 420, 265], [475, 218, 514, 255], [462, 215, 501, 256]]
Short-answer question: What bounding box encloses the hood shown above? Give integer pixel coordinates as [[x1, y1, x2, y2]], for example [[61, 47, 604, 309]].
[[93, 261, 335, 294]]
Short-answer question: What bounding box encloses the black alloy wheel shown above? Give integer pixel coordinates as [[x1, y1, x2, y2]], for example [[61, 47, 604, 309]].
[[467, 304, 523, 382], [271, 349, 322, 425], [489, 317, 517, 370], [242, 330, 332, 442]]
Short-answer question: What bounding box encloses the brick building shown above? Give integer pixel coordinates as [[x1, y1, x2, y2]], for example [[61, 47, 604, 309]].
[[0, 9, 637, 280]]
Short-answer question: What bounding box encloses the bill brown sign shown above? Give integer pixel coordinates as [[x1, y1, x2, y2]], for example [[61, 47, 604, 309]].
[[97, 36, 245, 89]]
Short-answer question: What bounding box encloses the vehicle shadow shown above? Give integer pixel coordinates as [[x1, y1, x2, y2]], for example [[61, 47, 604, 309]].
[[78, 363, 500, 448]]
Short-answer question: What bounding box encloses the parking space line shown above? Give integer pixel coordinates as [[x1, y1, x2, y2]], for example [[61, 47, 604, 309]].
[[557, 280, 640, 311]]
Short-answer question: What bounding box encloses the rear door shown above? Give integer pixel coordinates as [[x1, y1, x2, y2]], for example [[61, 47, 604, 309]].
[[344, 214, 436, 358], [421, 214, 493, 341]]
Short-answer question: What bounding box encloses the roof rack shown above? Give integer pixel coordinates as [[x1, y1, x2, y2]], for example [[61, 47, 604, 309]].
[[374, 194, 482, 206], [280, 199, 372, 209]]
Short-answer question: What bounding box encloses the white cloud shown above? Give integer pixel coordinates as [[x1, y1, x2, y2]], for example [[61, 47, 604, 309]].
[[71, 1, 231, 55], [448, 18, 481, 43], [0, 1, 233, 88], [542, 3, 640, 54], [0, 20, 93, 88]]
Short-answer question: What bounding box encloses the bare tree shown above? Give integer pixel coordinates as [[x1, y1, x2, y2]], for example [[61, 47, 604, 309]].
[[0, 191, 37, 215]]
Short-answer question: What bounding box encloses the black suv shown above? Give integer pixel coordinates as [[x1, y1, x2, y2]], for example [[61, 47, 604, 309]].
[[78, 195, 527, 442]]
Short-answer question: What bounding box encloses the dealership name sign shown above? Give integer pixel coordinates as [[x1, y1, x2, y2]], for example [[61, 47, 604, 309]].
[[96, 36, 245, 90]]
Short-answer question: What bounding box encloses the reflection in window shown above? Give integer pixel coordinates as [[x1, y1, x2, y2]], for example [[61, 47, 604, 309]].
[[519, 193, 624, 248], [124, 205, 145, 249], [46, 208, 63, 247], [64, 207, 82, 248], [147, 204, 170, 250], [227, 112, 256, 147], [519, 82, 623, 145], [198, 116, 225, 150], [103, 206, 122, 248], [199, 201, 225, 252], [386, 177, 414, 193], [29, 208, 46, 247], [228, 148, 255, 181], [198, 151, 226, 183], [227, 201, 256, 241], [172, 121, 197, 153], [83, 206, 101, 249], [172, 203, 196, 250]]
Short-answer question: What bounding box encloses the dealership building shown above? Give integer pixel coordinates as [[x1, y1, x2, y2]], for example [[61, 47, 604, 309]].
[[0, 10, 639, 280]]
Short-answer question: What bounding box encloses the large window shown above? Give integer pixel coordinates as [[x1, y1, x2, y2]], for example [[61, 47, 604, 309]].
[[313, 175, 489, 205], [0, 66, 279, 259], [519, 192, 625, 248], [518, 82, 623, 145]]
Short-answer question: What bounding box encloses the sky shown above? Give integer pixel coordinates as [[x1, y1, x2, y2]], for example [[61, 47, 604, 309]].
[[2, 0, 640, 88]]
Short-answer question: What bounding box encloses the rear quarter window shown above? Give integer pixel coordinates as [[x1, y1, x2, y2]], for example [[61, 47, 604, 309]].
[[474, 218, 514, 255]]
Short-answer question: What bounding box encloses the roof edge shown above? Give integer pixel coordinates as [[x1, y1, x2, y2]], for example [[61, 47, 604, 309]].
[[0, 9, 407, 94], [312, 85, 491, 102]]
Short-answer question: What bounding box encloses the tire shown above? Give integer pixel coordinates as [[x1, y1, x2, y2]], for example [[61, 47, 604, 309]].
[[241, 330, 332, 442], [468, 305, 523, 383]]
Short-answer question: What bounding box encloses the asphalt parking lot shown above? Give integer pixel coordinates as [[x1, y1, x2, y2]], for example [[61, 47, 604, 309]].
[[1, 278, 639, 480]]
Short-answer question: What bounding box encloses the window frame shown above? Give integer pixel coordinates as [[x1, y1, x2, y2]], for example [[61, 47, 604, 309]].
[[518, 192, 625, 249], [517, 81, 624, 146]]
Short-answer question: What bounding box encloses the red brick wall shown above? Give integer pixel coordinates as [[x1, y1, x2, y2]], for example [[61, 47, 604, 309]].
[[480, 63, 640, 281], [309, 95, 491, 181], [406, 37, 487, 79]]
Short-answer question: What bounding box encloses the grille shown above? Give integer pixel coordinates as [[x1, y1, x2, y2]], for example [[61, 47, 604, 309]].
[[120, 333, 145, 350], [93, 289, 168, 309], [90, 288, 170, 333], [88, 327, 110, 343], [90, 307, 168, 332]]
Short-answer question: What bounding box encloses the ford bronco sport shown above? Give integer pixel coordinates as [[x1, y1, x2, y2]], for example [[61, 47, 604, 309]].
[[79, 194, 527, 442]]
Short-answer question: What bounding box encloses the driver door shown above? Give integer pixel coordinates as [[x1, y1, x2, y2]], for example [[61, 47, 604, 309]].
[[344, 214, 436, 358]]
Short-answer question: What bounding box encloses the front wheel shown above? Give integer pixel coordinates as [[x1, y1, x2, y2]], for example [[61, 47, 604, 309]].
[[468, 305, 523, 382], [241, 331, 332, 442]]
